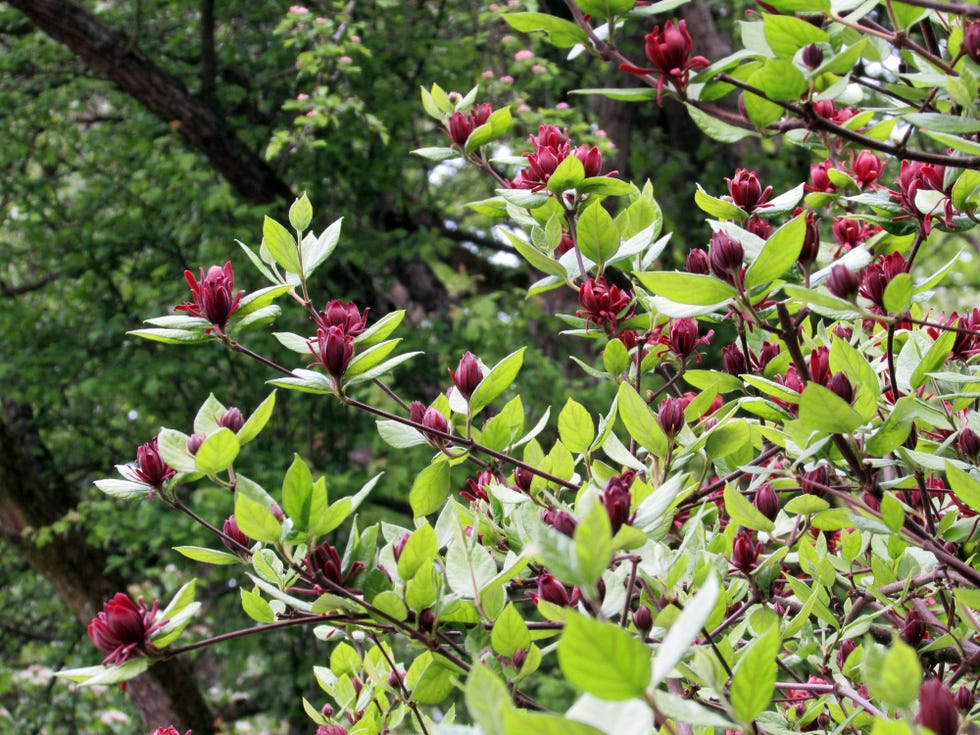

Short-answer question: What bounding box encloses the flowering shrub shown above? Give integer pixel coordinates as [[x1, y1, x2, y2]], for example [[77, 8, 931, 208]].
[[59, 2, 980, 734]]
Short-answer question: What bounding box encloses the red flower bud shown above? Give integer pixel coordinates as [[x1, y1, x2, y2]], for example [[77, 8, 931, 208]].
[[802, 43, 824, 69], [317, 725, 348, 735], [731, 529, 759, 573], [837, 638, 856, 671], [758, 341, 781, 369], [958, 427, 980, 459], [722, 344, 747, 376], [917, 679, 959, 735], [809, 346, 831, 386], [535, 574, 571, 607], [512, 648, 529, 669], [310, 326, 355, 381], [746, 216, 772, 240], [826, 264, 861, 301], [409, 401, 426, 424], [686, 248, 710, 275], [601, 471, 635, 534], [954, 686, 974, 712], [314, 299, 368, 336], [186, 433, 205, 455], [392, 532, 411, 562], [832, 217, 873, 252], [726, 169, 772, 214], [801, 466, 829, 496], [422, 407, 449, 437], [657, 397, 686, 438], [807, 161, 837, 194], [450, 352, 483, 399], [708, 231, 744, 283], [667, 318, 701, 360], [577, 276, 635, 334], [575, 144, 604, 178], [542, 509, 578, 537], [176, 261, 244, 330], [965, 20, 980, 64], [827, 372, 854, 404], [306, 543, 363, 591], [514, 466, 534, 492], [901, 608, 927, 647], [633, 605, 653, 635], [222, 515, 252, 555], [219, 407, 245, 433], [798, 210, 821, 268], [148, 728, 190, 735], [851, 151, 883, 188], [132, 437, 176, 493], [860, 252, 907, 310], [633, 20, 709, 104], [448, 111, 473, 147], [753, 483, 780, 521], [88, 593, 165, 666]]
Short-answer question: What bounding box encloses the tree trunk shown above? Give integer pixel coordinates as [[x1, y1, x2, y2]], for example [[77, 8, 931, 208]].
[[7, 0, 292, 205], [0, 398, 217, 734]]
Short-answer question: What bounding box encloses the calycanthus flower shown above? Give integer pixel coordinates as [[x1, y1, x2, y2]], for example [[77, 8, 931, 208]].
[[88, 593, 167, 666], [620, 20, 708, 105], [176, 261, 244, 331]]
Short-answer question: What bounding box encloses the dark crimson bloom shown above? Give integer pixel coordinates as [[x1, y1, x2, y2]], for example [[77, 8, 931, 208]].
[[622, 20, 709, 105], [446, 103, 492, 147], [757, 341, 781, 370], [450, 352, 483, 399], [686, 248, 710, 274], [176, 261, 244, 331], [959, 427, 980, 459], [126, 437, 175, 496], [900, 608, 926, 646], [725, 169, 772, 214], [798, 210, 820, 268], [806, 161, 837, 194], [632, 605, 653, 635], [801, 466, 829, 496], [837, 638, 856, 670], [657, 397, 686, 438], [422, 407, 450, 437], [827, 372, 854, 403], [809, 346, 831, 386], [305, 543, 364, 591], [708, 231, 744, 284], [917, 679, 959, 735], [731, 529, 759, 573], [965, 20, 980, 64], [314, 299, 368, 336], [826, 264, 861, 301], [666, 318, 702, 360], [850, 150, 884, 188], [577, 276, 635, 334], [812, 99, 856, 124], [746, 216, 772, 240], [722, 344, 747, 376], [753, 483, 779, 521], [511, 648, 529, 669], [514, 466, 534, 492], [533, 573, 575, 607], [88, 593, 166, 665], [601, 471, 635, 534], [556, 231, 575, 256], [542, 508, 578, 537], [221, 515, 252, 555], [392, 532, 411, 562], [895, 160, 952, 231], [860, 252, 907, 310], [219, 407, 245, 433], [461, 471, 493, 503], [802, 43, 824, 69], [954, 686, 975, 712], [950, 308, 980, 360], [510, 125, 612, 192], [832, 217, 876, 252], [310, 325, 354, 381], [409, 400, 426, 425], [575, 144, 604, 178]]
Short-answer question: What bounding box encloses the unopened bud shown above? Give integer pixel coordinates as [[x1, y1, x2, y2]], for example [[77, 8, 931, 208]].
[[633, 605, 653, 635], [959, 427, 980, 459], [917, 679, 959, 735], [753, 483, 780, 521], [837, 638, 856, 670], [827, 372, 854, 404], [392, 532, 410, 562], [219, 407, 245, 433], [802, 43, 824, 69], [900, 608, 926, 647], [826, 265, 861, 301], [187, 433, 206, 455], [512, 648, 528, 669], [954, 686, 974, 712]]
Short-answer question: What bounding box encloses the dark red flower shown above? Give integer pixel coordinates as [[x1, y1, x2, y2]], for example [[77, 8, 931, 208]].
[[832, 217, 876, 252], [542, 509, 578, 537], [422, 407, 450, 438], [900, 608, 926, 647], [176, 261, 244, 330], [186, 433, 205, 455], [392, 532, 411, 562], [801, 466, 829, 496], [917, 679, 959, 735], [798, 210, 821, 268], [827, 372, 854, 404], [623, 20, 709, 104], [809, 346, 831, 386], [725, 169, 772, 214], [686, 248, 710, 274], [860, 252, 907, 310], [950, 308, 980, 360], [461, 471, 493, 503], [812, 100, 856, 124], [129, 437, 175, 495], [959, 427, 980, 459], [577, 276, 635, 334], [753, 483, 779, 521], [309, 325, 355, 381], [731, 529, 759, 573], [826, 265, 861, 300], [746, 216, 772, 240], [757, 341, 781, 370], [657, 397, 686, 437], [305, 543, 364, 591], [534, 574, 574, 607], [954, 686, 974, 712], [965, 20, 980, 63], [148, 728, 190, 735], [708, 231, 744, 284], [575, 144, 603, 178], [222, 515, 252, 555], [316, 726, 349, 735], [446, 103, 492, 147], [601, 471, 636, 534], [837, 638, 856, 670], [895, 160, 952, 230], [314, 299, 368, 336], [218, 407, 245, 433], [722, 344, 747, 376], [806, 161, 837, 194], [88, 593, 166, 666], [850, 151, 884, 188], [514, 466, 534, 492], [450, 352, 483, 399], [511, 648, 528, 669], [802, 43, 824, 69]]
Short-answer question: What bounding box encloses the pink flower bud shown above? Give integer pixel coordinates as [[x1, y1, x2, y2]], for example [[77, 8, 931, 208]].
[[512, 648, 528, 668], [392, 532, 411, 562], [186, 433, 206, 455], [219, 407, 244, 433], [851, 151, 884, 188], [422, 407, 449, 436]]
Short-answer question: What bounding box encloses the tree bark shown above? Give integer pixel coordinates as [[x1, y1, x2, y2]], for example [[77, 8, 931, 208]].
[[7, 0, 292, 205], [0, 398, 217, 734]]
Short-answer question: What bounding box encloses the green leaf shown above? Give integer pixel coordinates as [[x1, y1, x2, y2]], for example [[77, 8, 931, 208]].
[[574, 500, 613, 592], [411, 146, 460, 162], [755, 59, 807, 102], [798, 382, 865, 434], [505, 230, 568, 277], [694, 184, 749, 220], [558, 612, 651, 700], [883, 273, 913, 314], [946, 462, 980, 514], [576, 177, 635, 197], [503, 711, 605, 735], [491, 603, 532, 657], [685, 104, 754, 143], [406, 652, 457, 704], [617, 383, 668, 457], [234, 490, 282, 543], [576, 201, 620, 267], [724, 483, 776, 533], [356, 309, 405, 348], [397, 522, 438, 580], [762, 14, 828, 58], [345, 338, 402, 378], [730, 625, 780, 724], [744, 213, 805, 288], [262, 215, 301, 274], [302, 217, 343, 280], [241, 587, 276, 623], [466, 106, 512, 153], [575, 0, 636, 16], [547, 154, 585, 194], [282, 454, 324, 532], [94, 479, 151, 499], [903, 113, 980, 134], [237, 391, 276, 445], [603, 338, 630, 376], [289, 193, 313, 231], [410, 460, 451, 517], [558, 398, 595, 454], [194, 428, 240, 474], [910, 329, 956, 389], [634, 271, 736, 306], [503, 12, 589, 48], [466, 665, 512, 735], [127, 327, 211, 344], [174, 546, 241, 565], [864, 640, 921, 708], [571, 87, 658, 102], [470, 348, 526, 416], [651, 573, 720, 687]]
